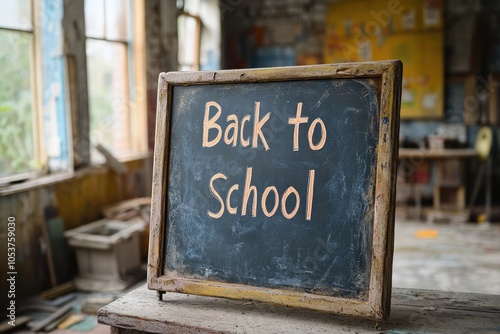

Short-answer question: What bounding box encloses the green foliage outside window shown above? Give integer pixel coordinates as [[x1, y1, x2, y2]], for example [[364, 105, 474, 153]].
[[0, 30, 36, 177]]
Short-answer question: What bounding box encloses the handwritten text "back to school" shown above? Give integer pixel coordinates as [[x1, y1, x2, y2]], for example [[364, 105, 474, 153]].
[[202, 101, 328, 221]]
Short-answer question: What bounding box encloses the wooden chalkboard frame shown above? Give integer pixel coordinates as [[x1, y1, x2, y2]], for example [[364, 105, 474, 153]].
[[148, 61, 402, 320]]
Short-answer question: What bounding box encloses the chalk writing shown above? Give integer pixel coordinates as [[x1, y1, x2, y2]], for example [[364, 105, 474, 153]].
[[203, 101, 325, 220], [203, 101, 271, 150], [208, 167, 315, 220]]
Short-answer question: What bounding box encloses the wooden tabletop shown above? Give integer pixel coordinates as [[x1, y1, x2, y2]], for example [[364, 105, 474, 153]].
[[398, 148, 478, 159], [98, 284, 500, 334]]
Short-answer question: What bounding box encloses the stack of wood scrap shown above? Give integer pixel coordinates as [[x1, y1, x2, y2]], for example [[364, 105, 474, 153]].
[[101, 197, 151, 221], [0, 284, 85, 332], [28, 303, 75, 332], [0, 283, 117, 332]]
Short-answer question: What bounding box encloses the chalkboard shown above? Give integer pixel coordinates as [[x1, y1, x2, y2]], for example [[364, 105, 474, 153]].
[[148, 61, 402, 320]]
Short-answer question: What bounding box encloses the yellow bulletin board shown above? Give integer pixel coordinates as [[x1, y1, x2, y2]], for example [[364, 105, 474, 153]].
[[324, 0, 444, 119]]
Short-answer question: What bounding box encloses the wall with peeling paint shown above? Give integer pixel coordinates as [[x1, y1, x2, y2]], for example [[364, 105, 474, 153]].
[[145, 0, 178, 150], [221, 0, 326, 69]]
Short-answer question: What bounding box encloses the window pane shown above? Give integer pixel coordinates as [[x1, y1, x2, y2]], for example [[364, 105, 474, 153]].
[[0, 0, 32, 31], [178, 14, 199, 67], [86, 39, 130, 155], [85, 0, 105, 38], [105, 0, 129, 40], [0, 30, 35, 177]]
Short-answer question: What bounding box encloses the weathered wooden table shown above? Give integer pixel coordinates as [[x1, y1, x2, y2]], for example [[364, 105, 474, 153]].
[[97, 284, 500, 333]]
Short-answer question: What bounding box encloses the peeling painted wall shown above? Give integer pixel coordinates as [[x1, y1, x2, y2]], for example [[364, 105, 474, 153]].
[[221, 0, 326, 69], [145, 0, 178, 150]]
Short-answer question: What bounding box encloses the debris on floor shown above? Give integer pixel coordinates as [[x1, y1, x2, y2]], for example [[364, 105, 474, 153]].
[[65, 316, 98, 332], [56, 314, 85, 330], [415, 229, 439, 238], [41, 281, 76, 300], [81, 294, 118, 315], [4, 198, 151, 333], [12, 280, 147, 333], [28, 304, 73, 332], [0, 316, 31, 333]]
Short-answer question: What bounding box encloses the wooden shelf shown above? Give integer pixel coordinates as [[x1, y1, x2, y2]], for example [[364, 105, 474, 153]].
[[398, 148, 477, 220], [399, 148, 477, 159]]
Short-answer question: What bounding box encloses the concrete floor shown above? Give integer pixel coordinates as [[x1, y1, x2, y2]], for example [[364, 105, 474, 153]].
[[10, 220, 500, 333], [393, 220, 500, 295]]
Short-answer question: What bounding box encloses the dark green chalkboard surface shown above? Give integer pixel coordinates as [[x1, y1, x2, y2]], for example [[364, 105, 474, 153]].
[[149, 61, 402, 320]]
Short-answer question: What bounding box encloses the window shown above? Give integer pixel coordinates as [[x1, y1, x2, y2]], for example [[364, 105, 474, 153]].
[[0, 1, 40, 178], [177, 0, 221, 71], [178, 5, 201, 71], [0, 0, 69, 183], [85, 0, 146, 160], [0, 0, 146, 188]]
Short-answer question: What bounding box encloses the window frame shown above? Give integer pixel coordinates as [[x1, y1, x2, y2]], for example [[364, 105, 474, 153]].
[[0, 0, 45, 184], [178, 11, 201, 71], [84, 0, 148, 160], [0, 0, 148, 192]]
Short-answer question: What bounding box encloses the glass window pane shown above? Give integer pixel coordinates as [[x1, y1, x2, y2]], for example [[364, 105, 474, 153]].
[[0, 0, 32, 31], [178, 14, 199, 67], [105, 0, 129, 40], [85, 0, 105, 38], [0, 30, 35, 177], [86, 39, 130, 155]]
